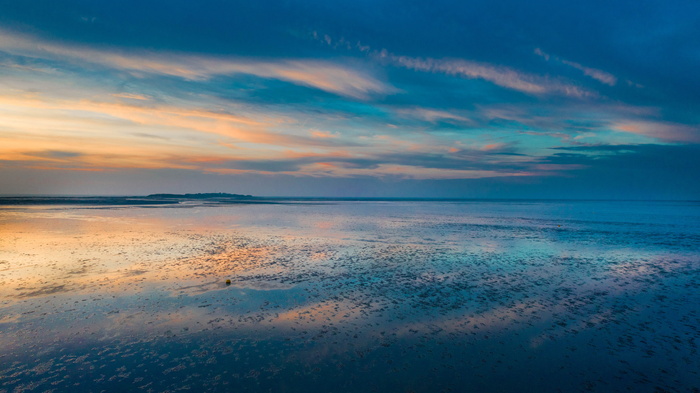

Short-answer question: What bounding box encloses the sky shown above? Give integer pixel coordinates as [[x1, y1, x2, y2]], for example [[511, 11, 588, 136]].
[[0, 0, 698, 198]]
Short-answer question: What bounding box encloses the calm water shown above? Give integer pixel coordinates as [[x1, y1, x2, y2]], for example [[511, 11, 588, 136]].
[[0, 200, 699, 392]]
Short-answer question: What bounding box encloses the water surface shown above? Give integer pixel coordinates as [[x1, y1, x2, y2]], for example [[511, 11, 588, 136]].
[[1, 200, 699, 392]]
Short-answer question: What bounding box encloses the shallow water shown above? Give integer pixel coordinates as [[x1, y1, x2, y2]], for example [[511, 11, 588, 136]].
[[1, 200, 699, 392]]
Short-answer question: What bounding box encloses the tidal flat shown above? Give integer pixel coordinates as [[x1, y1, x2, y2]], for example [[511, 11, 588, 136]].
[[0, 200, 698, 392]]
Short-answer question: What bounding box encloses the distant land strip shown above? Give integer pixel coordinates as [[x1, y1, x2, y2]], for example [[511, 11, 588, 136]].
[[0, 195, 696, 206], [0, 193, 271, 206]]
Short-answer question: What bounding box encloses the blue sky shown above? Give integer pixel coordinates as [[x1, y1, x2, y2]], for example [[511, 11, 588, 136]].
[[0, 0, 698, 198]]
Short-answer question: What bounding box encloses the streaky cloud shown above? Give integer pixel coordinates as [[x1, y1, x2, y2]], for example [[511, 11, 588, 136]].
[[0, 29, 393, 99], [534, 48, 619, 86], [612, 120, 700, 143], [313, 32, 595, 97], [375, 50, 595, 97], [394, 107, 474, 124], [111, 92, 151, 100], [264, 162, 534, 180]]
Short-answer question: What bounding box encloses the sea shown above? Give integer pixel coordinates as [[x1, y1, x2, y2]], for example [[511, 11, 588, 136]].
[[0, 198, 698, 392]]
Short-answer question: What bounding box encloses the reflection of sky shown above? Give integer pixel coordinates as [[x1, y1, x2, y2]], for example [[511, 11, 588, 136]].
[[1, 201, 699, 392]]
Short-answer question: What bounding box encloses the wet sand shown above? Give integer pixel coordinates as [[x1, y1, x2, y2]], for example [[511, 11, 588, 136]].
[[0, 200, 699, 392]]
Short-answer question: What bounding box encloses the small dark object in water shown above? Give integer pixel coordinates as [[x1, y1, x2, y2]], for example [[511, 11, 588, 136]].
[[225, 279, 231, 285]]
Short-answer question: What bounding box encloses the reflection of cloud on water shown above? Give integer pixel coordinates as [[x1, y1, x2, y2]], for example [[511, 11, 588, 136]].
[[0, 313, 21, 324], [451, 301, 548, 332], [0, 211, 304, 304], [232, 281, 296, 291], [1, 203, 699, 393], [15, 284, 70, 298], [272, 299, 367, 326], [103, 307, 217, 335], [606, 253, 694, 282], [529, 309, 616, 349]]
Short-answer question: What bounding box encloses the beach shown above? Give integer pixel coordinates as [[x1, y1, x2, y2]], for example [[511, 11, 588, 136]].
[[1, 200, 698, 392]]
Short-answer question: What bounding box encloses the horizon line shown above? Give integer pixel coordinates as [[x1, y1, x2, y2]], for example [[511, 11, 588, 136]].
[[0, 194, 698, 203]]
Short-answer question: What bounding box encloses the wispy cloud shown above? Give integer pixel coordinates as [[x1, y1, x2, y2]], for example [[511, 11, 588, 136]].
[[0, 92, 369, 153], [394, 107, 473, 124], [112, 93, 151, 100], [3, 29, 691, 187], [0, 30, 393, 99], [309, 130, 339, 138], [534, 48, 618, 86], [612, 120, 700, 142], [0, 89, 547, 179], [376, 50, 594, 97], [475, 102, 684, 144], [312, 32, 595, 97], [292, 163, 533, 180]]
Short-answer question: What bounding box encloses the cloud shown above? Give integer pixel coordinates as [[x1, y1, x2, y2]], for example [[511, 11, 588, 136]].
[[560, 59, 617, 86], [551, 144, 641, 152], [480, 143, 508, 151], [314, 32, 594, 97], [533, 48, 550, 61], [612, 120, 700, 143], [0, 93, 368, 152], [288, 162, 534, 180], [474, 102, 697, 146], [535, 48, 618, 86], [532, 163, 587, 171], [24, 150, 83, 159], [394, 107, 473, 124], [2, 30, 694, 189], [112, 93, 150, 100], [310, 130, 338, 138], [531, 143, 700, 199], [0, 30, 393, 99], [196, 142, 547, 180], [375, 50, 594, 97]]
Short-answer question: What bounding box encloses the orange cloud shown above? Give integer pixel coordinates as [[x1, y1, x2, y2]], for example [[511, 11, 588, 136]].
[[0, 29, 393, 99], [111, 92, 151, 100], [481, 143, 507, 151], [310, 130, 338, 138], [613, 121, 700, 143]]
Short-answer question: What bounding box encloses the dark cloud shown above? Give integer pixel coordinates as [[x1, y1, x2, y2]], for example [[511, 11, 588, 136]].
[[25, 150, 84, 159], [2, 145, 699, 199], [551, 144, 647, 152], [209, 146, 532, 174]]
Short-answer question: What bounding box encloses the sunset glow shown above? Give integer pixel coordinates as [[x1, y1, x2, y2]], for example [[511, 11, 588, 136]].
[[0, 1, 698, 198]]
